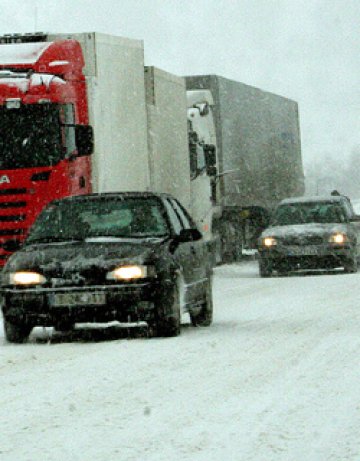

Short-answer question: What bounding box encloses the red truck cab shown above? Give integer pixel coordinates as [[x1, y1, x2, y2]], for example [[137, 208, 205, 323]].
[[0, 33, 93, 264]]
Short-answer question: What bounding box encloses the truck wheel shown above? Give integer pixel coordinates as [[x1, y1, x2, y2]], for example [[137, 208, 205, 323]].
[[190, 276, 213, 327], [152, 282, 181, 337], [259, 259, 272, 277], [4, 319, 32, 343]]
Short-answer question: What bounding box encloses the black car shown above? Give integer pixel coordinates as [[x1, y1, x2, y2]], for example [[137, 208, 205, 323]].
[[0, 192, 213, 342], [257, 195, 360, 276]]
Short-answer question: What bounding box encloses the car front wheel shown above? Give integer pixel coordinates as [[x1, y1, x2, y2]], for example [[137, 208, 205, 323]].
[[190, 275, 213, 327], [152, 282, 181, 337], [259, 259, 273, 277], [4, 318, 32, 343], [343, 256, 358, 273], [54, 321, 75, 332]]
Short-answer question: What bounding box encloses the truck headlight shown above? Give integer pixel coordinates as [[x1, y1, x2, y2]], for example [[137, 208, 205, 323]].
[[329, 233, 348, 244], [9, 271, 46, 285], [262, 237, 277, 247], [106, 265, 155, 281]]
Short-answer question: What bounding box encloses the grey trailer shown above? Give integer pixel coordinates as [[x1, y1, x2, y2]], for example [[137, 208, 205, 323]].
[[186, 75, 305, 262]]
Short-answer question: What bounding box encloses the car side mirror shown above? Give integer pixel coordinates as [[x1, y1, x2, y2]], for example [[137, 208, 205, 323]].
[[75, 125, 94, 156], [2, 239, 22, 253], [176, 228, 202, 243]]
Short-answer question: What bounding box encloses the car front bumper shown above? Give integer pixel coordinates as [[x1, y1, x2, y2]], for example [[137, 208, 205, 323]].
[[258, 243, 356, 271], [1, 282, 160, 326]]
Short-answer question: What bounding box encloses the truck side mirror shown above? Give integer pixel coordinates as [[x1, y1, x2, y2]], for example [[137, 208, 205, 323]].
[[75, 125, 94, 156], [204, 144, 217, 177]]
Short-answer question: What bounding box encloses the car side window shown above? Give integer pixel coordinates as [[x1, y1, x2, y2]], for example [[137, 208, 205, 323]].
[[340, 200, 353, 219], [169, 198, 193, 229], [163, 199, 183, 234]]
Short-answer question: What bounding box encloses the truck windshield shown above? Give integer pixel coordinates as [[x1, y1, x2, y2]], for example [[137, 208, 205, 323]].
[[26, 197, 170, 243], [0, 104, 62, 169]]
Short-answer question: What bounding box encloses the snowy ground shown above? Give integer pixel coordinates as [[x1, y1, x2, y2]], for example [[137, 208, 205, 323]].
[[1, 260, 360, 461]]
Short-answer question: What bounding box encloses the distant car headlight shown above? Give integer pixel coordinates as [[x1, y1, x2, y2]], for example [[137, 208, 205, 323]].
[[106, 265, 155, 281], [329, 233, 348, 244], [262, 237, 277, 247], [9, 271, 46, 285]]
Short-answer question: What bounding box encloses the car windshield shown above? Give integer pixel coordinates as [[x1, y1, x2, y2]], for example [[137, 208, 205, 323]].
[[26, 197, 170, 243], [271, 202, 348, 226]]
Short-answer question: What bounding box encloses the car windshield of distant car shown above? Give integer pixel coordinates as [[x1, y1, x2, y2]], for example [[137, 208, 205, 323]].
[[271, 202, 348, 226], [27, 197, 170, 243]]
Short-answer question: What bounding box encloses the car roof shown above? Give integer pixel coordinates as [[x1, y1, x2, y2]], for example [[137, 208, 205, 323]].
[[279, 195, 346, 206], [50, 191, 173, 205]]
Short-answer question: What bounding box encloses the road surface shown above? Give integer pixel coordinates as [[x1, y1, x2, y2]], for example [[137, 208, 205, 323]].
[[1, 261, 359, 461]]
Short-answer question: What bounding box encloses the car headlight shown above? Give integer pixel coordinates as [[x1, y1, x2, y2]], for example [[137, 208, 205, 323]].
[[106, 265, 155, 281], [329, 233, 348, 244], [262, 237, 277, 247], [9, 271, 46, 285]]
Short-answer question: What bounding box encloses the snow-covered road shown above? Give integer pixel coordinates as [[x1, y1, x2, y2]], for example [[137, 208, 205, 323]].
[[1, 261, 360, 461]]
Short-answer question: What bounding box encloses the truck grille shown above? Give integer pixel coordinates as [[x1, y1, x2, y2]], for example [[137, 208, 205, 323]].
[[0, 214, 26, 222], [0, 201, 26, 209], [0, 188, 27, 196], [0, 188, 28, 265], [0, 228, 25, 236]]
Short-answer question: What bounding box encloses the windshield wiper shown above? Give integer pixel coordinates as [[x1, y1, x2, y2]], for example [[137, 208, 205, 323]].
[[86, 233, 168, 240], [26, 236, 85, 244]]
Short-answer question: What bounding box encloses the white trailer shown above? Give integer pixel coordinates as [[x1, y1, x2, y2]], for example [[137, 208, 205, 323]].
[[145, 66, 191, 209], [49, 32, 151, 193], [51, 34, 191, 208]]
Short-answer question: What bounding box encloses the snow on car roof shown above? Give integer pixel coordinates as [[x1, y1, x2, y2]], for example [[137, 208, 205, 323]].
[[279, 195, 344, 205]]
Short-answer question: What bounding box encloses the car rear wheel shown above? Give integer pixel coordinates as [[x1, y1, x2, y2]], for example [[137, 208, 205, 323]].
[[4, 318, 32, 343], [259, 259, 273, 277], [190, 275, 213, 327], [151, 282, 181, 337]]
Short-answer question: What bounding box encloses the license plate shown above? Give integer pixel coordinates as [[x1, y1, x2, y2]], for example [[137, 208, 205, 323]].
[[287, 246, 320, 256], [50, 292, 106, 307]]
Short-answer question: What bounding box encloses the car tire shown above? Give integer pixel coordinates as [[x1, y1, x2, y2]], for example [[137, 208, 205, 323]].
[[152, 282, 181, 337], [190, 275, 213, 327], [343, 256, 358, 273], [54, 321, 75, 332], [4, 318, 32, 343], [259, 259, 272, 277], [277, 268, 289, 277]]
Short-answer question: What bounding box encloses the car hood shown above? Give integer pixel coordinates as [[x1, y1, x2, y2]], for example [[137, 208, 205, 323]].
[[4, 237, 166, 275], [260, 223, 352, 240]]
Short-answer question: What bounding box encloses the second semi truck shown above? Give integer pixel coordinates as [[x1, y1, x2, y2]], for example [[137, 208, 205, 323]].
[[186, 75, 305, 262]]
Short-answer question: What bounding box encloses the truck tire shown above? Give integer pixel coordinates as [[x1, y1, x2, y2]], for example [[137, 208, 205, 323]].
[[4, 319, 32, 343], [152, 282, 181, 337], [190, 276, 213, 327], [259, 259, 272, 278]]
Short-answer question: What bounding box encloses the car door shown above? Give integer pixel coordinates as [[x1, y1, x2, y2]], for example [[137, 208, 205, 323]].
[[347, 213, 360, 258], [164, 197, 207, 305]]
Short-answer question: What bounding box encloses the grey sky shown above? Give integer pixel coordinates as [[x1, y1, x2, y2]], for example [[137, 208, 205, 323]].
[[0, 0, 358, 172]]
